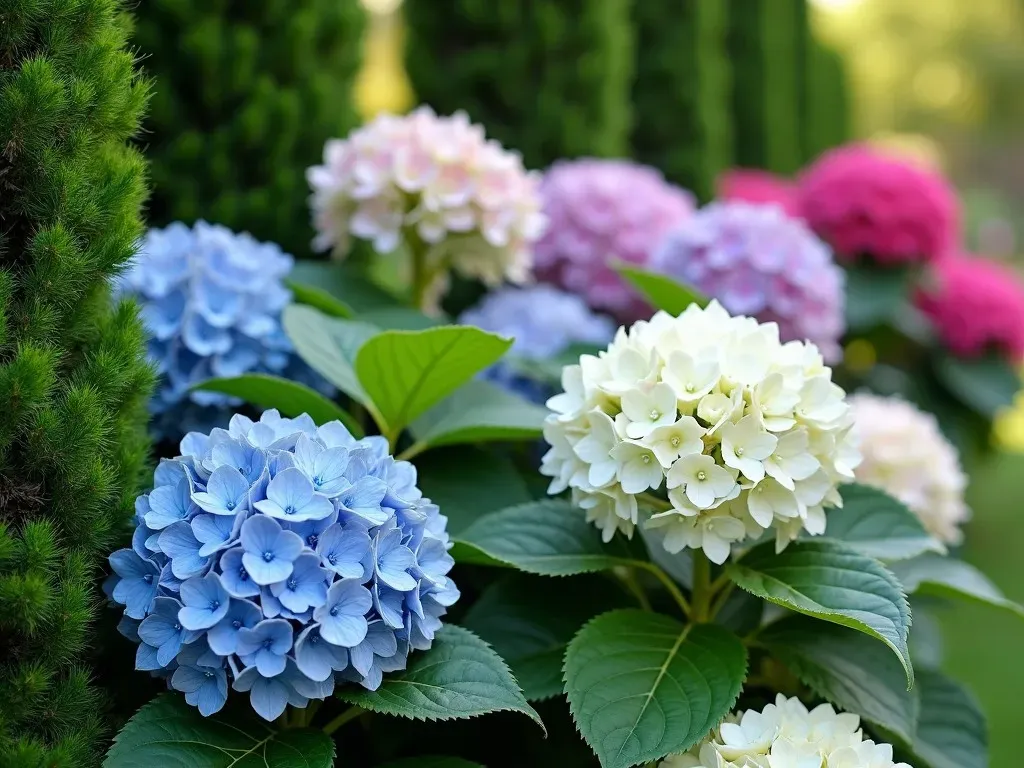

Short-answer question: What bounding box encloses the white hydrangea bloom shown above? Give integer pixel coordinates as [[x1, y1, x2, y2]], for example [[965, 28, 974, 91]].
[[540, 300, 859, 564], [850, 393, 969, 545], [307, 106, 546, 288], [659, 695, 912, 768]]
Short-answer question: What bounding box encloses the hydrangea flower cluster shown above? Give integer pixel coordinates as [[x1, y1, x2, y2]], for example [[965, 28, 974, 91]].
[[660, 695, 911, 768], [533, 159, 694, 323], [118, 221, 327, 438], [915, 254, 1024, 362], [540, 300, 859, 564], [307, 106, 546, 289], [458, 285, 616, 402], [850, 393, 969, 544], [650, 201, 846, 361], [718, 169, 800, 218], [107, 410, 457, 721], [797, 144, 959, 266]]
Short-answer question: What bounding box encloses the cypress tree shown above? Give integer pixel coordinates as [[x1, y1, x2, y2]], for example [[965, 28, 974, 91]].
[[404, 0, 634, 170], [133, 0, 366, 259], [0, 1, 154, 765], [727, 0, 803, 174], [631, 0, 732, 202]]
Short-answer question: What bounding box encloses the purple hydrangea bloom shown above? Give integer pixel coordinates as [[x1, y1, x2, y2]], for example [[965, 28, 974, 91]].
[[650, 201, 846, 361], [533, 159, 695, 322], [107, 410, 458, 720], [116, 222, 331, 439]]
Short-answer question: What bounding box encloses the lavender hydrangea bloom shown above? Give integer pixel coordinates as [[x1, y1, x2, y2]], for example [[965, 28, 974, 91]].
[[458, 285, 615, 403], [650, 201, 846, 361], [116, 221, 331, 439], [107, 409, 458, 720]]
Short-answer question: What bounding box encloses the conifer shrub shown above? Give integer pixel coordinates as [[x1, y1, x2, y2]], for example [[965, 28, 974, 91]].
[[0, 1, 153, 764], [803, 37, 852, 162], [132, 0, 365, 259]]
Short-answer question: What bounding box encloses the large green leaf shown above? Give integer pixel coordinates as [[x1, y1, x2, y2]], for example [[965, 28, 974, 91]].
[[337, 624, 543, 730], [821, 483, 944, 561], [281, 305, 378, 408], [453, 499, 645, 575], [355, 325, 512, 435], [194, 374, 362, 436], [891, 554, 1024, 619], [104, 694, 333, 768], [907, 670, 987, 768], [463, 573, 629, 702], [415, 447, 532, 535], [615, 262, 709, 315], [760, 616, 918, 746], [933, 351, 1020, 419], [728, 540, 913, 684], [565, 610, 747, 768], [843, 262, 915, 331], [288, 260, 398, 313], [410, 379, 548, 450]]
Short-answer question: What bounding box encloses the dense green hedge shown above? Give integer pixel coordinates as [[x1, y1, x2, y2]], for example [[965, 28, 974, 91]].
[[0, 1, 154, 765], [803, 37, 852, 163], [631, 0, 731, 201], [404, 0, 633, 170], [133, 0, 365, 258]]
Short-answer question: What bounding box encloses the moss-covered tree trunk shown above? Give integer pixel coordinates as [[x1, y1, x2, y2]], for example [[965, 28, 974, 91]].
[[727, 0, 803, 175], [631, 0, 731, 202], [404, 0, 634, 170], [133, 0, 365, 258], [0, 1, 154, 765]]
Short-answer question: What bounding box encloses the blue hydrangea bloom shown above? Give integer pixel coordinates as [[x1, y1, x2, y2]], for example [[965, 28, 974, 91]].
[[458, 285, 615, 402], [107, 410, 459, 720], [117, 221, 331, 438]]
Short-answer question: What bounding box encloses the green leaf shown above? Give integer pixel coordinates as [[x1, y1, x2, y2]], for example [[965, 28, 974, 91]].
[[337, 624, 544, 731], [194, 374, 363, 437], [378, 760, 483, 768], [360, 306, 446, 331], [453, 499, 646, 576], [821, 483, 945, 561], [415, 447, 532, 535], [463, 573, 630, 701], [410, 379, 548, 450], [281, 305, 379, 408], [288, 260, 398, 313], [933, 350, 1020, 419], [843, 262, 915, 331], [615, 262, 709, 315], [104, 693, 333, 768], [286, 279, 354, 319], [891, 554, 1024, 619], [907, 670, 987, 768], [564, 610, 747, 768], [760, 616, 918, 746], [355, 325, 513, 434], [728, 540, 913, 685]]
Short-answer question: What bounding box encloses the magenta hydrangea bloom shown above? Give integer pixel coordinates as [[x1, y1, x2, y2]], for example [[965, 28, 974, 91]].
[[718, 169, 800, 218], [916, 254, 1024, 362], [650, 201, 845, 361], [533, 159, 694, 322], [797, 144, 960, 266]]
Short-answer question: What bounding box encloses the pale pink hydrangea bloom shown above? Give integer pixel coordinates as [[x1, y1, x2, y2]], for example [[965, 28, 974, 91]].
[[718, 168, 801, 218]]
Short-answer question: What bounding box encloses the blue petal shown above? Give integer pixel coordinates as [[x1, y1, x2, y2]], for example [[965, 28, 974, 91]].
[[239, 513, 282, 555], [219, 547, 260, 598], [159, 522, 209, 580], [295, 625, 347, 682], [317, 524, 370, 580], [206, 598, 261, 655], [317, 421, 356, 449], [248, 675, 290, 722], [179, 573, 230, 630]]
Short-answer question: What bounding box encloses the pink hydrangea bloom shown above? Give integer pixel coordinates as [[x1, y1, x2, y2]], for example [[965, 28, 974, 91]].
[[307, 106, 546, 288], [651, 201, 845, 361], [797, 144, 960, 266], [533, 159, 694, 322], [718, 169, 801, 218], [916, 254, 1024, 361]]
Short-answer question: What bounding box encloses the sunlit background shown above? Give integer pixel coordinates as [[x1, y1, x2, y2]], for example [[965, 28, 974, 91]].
[[353, 0, 1024, 761]]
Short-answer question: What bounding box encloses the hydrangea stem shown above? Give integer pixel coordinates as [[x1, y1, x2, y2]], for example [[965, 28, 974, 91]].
[[635, 561, 690, 619], [691, 550, 713, 622], [322, 705, 365, 735]]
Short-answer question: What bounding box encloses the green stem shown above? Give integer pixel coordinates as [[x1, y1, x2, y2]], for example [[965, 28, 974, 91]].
[[408, 236, 433, 312], [635, 561, 690, 619], [322, 705, 364, 736], [637, 492, 672, 513], [691, 550, 712, 623], [396, 440, 428, 462], [618, 568, 652, 611], [708, 581, 735, 621]]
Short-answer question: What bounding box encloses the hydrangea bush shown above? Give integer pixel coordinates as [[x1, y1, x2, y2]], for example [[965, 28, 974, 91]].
[[108, 410, 457, 720]]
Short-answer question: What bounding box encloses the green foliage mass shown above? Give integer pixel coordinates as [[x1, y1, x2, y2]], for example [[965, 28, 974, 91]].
[[803, 37, 852, 163], [404, 0, 634, 170], [133, 0, 366, 258], [0, 1, 154, 765], [631, 0, 731, 202]]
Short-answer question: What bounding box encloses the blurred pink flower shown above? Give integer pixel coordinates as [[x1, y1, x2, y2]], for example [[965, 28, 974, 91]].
[[718, 169, 801, 218]]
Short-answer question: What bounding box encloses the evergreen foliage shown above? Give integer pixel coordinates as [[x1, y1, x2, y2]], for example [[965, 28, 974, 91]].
[[404, 0, 634, 171], [631, 0, 731, 202], [132, 0, 366, 259], [727, 0, 803, 175], [803, 37, 852, 163], [0, 1, 154, 765]]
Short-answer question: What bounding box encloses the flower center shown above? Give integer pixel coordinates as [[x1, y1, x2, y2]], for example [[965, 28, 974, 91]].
[[284, 505, 297, 515], [232, 620, 242, 629], [649, 409, 660, 420], [328, 553, 338, 565], [238, 566, 249, 581], [209, 599, 220, 610], [226, 500, 235, 510], [310, 634, 320, 645], [143, 574, 154, 584], [173, 622, 182, 632], [287, 577, 297, 590], [696, 470, 707, 482], [263, 639, 273, 650], [670, 436, 680, 447], [329, 606, 340, 617], [736, 447, 744, 456], [307, 534, 319, 548], [686, 382, 696, 392], [204, 671, 215, 679], [262, 551, 274, 562], [642, 455, 651, 464]]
